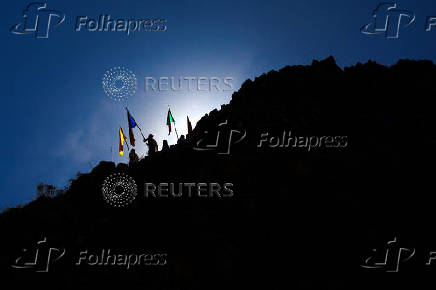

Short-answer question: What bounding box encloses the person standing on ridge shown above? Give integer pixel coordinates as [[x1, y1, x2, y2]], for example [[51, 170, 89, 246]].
[[144, 134, 158, 156], [177, 135, 186, 145], [129, 148, 139, 164], [162, 140, 170, 151]]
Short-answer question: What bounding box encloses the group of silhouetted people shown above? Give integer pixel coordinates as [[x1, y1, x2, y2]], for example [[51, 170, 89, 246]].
[[129, 133, 187, 165], [128, 133, 158, 164]]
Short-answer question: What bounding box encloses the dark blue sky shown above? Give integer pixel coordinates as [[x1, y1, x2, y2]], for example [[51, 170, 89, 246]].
[[1, 0, 436, 209]]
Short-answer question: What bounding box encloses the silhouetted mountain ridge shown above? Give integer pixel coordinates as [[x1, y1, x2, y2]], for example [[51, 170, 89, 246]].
[[1, 56, 436, 289]]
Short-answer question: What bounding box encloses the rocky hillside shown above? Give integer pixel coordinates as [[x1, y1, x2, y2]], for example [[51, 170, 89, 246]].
[[1, 56, 435, 289]]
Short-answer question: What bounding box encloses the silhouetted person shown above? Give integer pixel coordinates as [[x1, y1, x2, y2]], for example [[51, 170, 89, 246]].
[[177, 135, 186, 145], [144, 134, 158, 156], [129, 148, 139, 164], [162, 140, 170, 151]]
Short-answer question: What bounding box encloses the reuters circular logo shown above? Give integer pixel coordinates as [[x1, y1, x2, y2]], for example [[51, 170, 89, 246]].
[[102, 66, 137, 102], [101, 173, 137, 207]]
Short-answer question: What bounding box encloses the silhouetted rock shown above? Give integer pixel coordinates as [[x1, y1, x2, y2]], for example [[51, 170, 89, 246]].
[[1, 56, 436, 289]]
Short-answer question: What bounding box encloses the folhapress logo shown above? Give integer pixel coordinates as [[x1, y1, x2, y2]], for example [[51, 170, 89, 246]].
[[361, 2, 415, 38], [11, 237, 65, 272], [361, 237, 415, 272], [193, 120, 246, 155], [360, 237, 436, 272], [10, 2, 65, 38]]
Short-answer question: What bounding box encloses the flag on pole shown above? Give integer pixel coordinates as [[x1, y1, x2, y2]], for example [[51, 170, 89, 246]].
[[127, 109, 137, 147], [167, 108, 175, 135], [187, 116, 192, 134], [119, 127, 128, 156]]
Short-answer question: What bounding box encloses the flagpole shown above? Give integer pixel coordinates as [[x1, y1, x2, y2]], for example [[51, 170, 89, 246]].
[[136, 126, 146, 140], [174, 125, 179, 139]]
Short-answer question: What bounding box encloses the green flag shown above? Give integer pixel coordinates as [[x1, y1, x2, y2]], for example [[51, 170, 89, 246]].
[[167, 109, 175, 135]]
